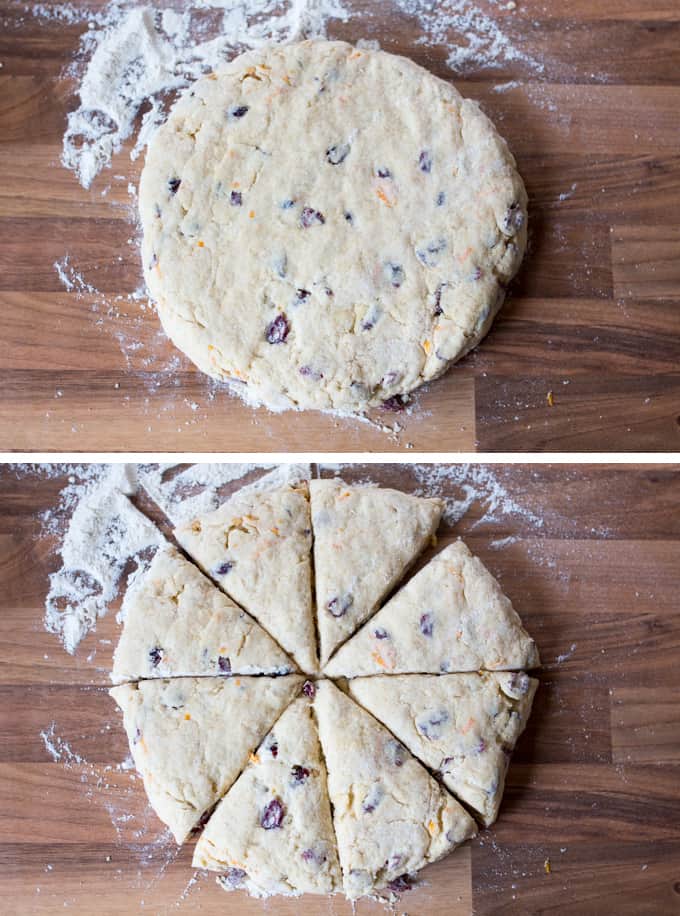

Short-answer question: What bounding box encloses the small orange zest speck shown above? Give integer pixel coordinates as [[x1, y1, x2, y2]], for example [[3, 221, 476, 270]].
[[544, 859, 552, 875], [197, 240, 204, 248], [184, 713, 191, 721], [249, 210, 256, 219]]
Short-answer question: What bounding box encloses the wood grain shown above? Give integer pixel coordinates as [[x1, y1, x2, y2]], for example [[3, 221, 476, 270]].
[[1, 463, 679, 915], [1, 1, 680, 451]]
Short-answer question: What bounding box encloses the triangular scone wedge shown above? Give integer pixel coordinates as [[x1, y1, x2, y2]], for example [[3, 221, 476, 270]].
[[349, 673, 537, 826], [109, 675, 302, 843], [314, 680, 476, 900], [174, 483, 317, 673], [310, 479, 443, 666], [193, 693, 341, 896], [112, 546, 294, 683], [325, 539, 539, 677]]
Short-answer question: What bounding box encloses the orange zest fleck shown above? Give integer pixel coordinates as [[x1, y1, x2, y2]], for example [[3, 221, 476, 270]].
[[197, 240, 204, 248], [270, 526, 280, 536], [231, 181, 240, 189], [544, 858, 552, 875], [371, 651, 388, 670], [423, 339, 432, 355], [428, 820, 438, 835], [376, 187, 394, 207], [249, 752, 260, 764], [457, 245, 472, 263], [350, 51, 363, 59], [184, 713, 191, 721], [460, 716, 476, 735], [249, 210, 256, 219]]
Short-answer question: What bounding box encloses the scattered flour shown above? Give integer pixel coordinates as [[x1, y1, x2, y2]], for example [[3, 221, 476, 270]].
[[40, 722, 85, 766], [44, 464, 166, 654], [556, 643, 577, 664], [411, 464, 545, 529]]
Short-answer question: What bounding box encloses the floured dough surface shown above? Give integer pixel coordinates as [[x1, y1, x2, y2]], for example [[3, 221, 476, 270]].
[[349, 672, 537, 826], [193, 695, 341, 896], [310, 479, 443, 665], [325, 539, 539, 677], [111, 546, 294, 682], [174, 483, 316, 673], [314, 680, 476, 900], [140, 40, 527, 412], [109, 675, 302, 842]]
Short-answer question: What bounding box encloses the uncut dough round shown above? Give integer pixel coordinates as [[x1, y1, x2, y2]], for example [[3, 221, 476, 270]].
[[140, 39, 527, 412]]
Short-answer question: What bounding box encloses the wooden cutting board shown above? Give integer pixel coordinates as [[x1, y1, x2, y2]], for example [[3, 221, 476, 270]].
[[1, 462, 679, 914], [1, 1, 680, 451]]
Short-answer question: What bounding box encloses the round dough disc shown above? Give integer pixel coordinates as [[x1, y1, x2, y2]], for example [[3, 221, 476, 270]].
[[139, 40, 527, 412]]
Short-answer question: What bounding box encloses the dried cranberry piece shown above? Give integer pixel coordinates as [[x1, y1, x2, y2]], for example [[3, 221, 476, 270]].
[[417, 709, 449, 740], [344, 211, 354, 223], [385, 263, 405, 288], [168, 178, 181, 195], [218, 656, 231, 674], [296, 288, 310, 302], [327, 594, 353, 617], [503, 202, 524, 232], [476, 738, 487, 753], [302, 680, 316, 699], [281, 198, 296, 210], [419, 613, 434, 636], [471, 266, 483, 281], [300, 207, 325, 228], [215, 561, 234, 575], [381, 394, 408, 412], [149, 646, 163, 667], [326, 142, 350, 165], [418, 150, 432, 173], [433, 283, 445, 317], [376, 167, 392, 178], [230, 190, 242, 206], [268, 740, 279, 759], [386, 739, 405, 767], [229, 105, 249, 119], [361, 784, 384, 813], [416, 238, 447, 267], [261, 797, 285, 829], [266, 314, 290, 344], [222, 867, 247, 888], [373, 627, 389, 640], [387, 874, 414, 893], [291, 764, 311, 785], [436, 191, 446, 206]]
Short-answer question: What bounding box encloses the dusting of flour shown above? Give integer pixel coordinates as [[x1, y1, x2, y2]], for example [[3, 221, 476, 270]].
[[44, 464, 166, 654]]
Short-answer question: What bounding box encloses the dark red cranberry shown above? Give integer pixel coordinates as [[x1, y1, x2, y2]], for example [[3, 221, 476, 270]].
[[230, 190, 242, 206], [387, 874, 414, 893], [386, 739, 405, 767], [386, 263, 405, 288], [327, 594, 353, 617], [376, 167, 392, 178], [168, 178, 181, 195], [477, 738, 487, 753], [300, 207, 325, 228], [419, 613, 434, 636], [503, 202, 524, 231], [149, 646, 162, 667], [266, 314, 290, 344], [291, 764, 311, 785], [222, 867, 247, 888], [229, 105, 249, 119], [302, 680, 316, 699], [281, 199, 296, 210], [261, 797, 285, 829], [362, 785, 383, 813], [215, 561, 234, 575], [296, 288, 310, 301], [417, 709, 449, 740], [268, 740, 279, 759], [218, 656, 231, 674], [344, 211, 354, 223], [418, 150, 432, 173], [436, 191, 446, 206], [374, 627, 389, 640], [433, 283, 445, 317], [381, 394, 408, 412]]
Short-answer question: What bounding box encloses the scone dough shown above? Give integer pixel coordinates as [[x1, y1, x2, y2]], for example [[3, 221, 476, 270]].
[[349, 672, 538, 826], [325, 539, 539, 677], [310, 479, 443, 665], [314, 680, 476, 900], [193, 695, 341, 896], [139, 40, 527, 412], [109, 675, 302, 842], [112, 546, 294, 682], [175, 483, 317, 673]]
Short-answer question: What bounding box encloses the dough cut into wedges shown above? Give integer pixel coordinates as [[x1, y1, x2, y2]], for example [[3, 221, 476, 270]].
[[314, 680, 476, 900], [111, 546, 294, 683], [109, 675, 302, 843], [325, 539, 539, 677], [349, 672, 537, 826], [311, 479, 443, 666], [193, 694, 341, 896], [175, 483, 317, 673]]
